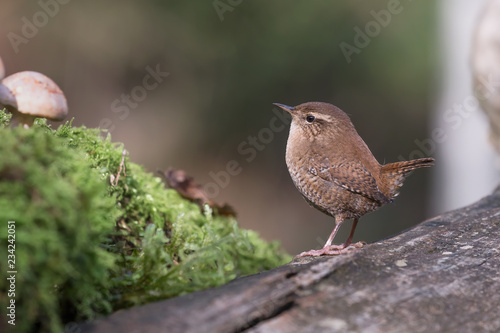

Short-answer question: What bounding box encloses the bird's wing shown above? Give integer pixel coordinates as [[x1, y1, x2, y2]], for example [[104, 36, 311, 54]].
[[310, 158, 390, 204]]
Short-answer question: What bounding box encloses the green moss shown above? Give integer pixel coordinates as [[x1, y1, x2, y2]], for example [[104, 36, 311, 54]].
[[0, 117, 118, 332], [0, 110, 290, 332]]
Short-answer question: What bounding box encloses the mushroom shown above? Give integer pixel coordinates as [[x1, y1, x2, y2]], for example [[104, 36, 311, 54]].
[[0, 71, 68, 128], [0, 56, 4, 80]]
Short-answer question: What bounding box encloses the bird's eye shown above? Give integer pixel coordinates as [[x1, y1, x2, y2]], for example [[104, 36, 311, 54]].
[[306, 115, 315, 123]]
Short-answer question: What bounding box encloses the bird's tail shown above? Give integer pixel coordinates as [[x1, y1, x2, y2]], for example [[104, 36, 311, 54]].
[[381, 157, 434, 199]]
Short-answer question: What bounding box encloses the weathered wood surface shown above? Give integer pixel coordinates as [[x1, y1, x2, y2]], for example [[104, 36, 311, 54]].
[[82, 187, 500, 333]]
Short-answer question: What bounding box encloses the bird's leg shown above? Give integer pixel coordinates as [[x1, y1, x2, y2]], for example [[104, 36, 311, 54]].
[[338, 218, 365, 250], [322, 218, 364, 251], [295, 217, 364, 258], [295, 223, 342, 258], [323, 221, 341, 247]]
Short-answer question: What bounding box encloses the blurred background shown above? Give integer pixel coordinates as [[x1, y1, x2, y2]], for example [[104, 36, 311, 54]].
[[2, 0, 499, 254]]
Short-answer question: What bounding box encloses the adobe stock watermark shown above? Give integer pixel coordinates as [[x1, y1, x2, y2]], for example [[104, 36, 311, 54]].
[[203, 106, 290, 198], [399, 73, 500, 161], [7, 0, 71, 54], [339, 0, 411, 64], [6, 221, 16, 326], [99, 64, 169, 133], [213, 0, 243, 22]]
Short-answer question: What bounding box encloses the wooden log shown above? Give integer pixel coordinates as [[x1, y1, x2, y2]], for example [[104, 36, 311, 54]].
[[82, 186, 500, 333]]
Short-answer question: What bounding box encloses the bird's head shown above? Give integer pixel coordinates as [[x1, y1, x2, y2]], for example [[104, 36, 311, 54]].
[[273, 102, 354, 141]]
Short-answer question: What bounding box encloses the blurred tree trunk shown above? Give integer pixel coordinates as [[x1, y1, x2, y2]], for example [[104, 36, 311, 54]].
[[81, 186, 500, 333], [472, 0, 500, 153], [432, 0, 500, 214]]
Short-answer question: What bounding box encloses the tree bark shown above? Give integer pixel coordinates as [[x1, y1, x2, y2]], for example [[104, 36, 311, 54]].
[[82, 186, 500, 333]]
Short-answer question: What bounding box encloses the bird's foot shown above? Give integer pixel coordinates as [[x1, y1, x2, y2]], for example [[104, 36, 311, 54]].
[[294, 241, 365, 258]]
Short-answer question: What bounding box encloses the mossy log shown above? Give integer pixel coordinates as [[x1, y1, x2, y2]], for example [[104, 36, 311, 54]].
[[82, 186, 500, 333]]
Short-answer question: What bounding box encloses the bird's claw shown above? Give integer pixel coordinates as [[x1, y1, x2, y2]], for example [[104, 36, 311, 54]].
[[294, 241, 365, 258]]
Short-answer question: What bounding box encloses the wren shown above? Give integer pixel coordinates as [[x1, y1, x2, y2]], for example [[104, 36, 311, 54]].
[[274, 102, 434, 258]]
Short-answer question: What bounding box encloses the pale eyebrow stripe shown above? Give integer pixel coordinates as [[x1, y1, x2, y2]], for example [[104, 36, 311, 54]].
[[312, 113, 333, 122]]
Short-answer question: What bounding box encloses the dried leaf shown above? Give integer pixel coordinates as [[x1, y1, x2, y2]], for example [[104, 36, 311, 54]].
[[158, 168, 237, 217]]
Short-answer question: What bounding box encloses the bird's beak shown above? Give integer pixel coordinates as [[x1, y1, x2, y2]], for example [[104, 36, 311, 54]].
[[273, 103, 294, 114]]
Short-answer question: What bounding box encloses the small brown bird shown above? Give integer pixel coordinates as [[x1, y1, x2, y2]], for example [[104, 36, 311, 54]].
[[274, 102, 434, 258]]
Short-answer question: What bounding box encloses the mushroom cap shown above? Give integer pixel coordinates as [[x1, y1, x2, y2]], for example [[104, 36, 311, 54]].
[[0, 71, 68, 121], [0, 57, 4, 80]]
